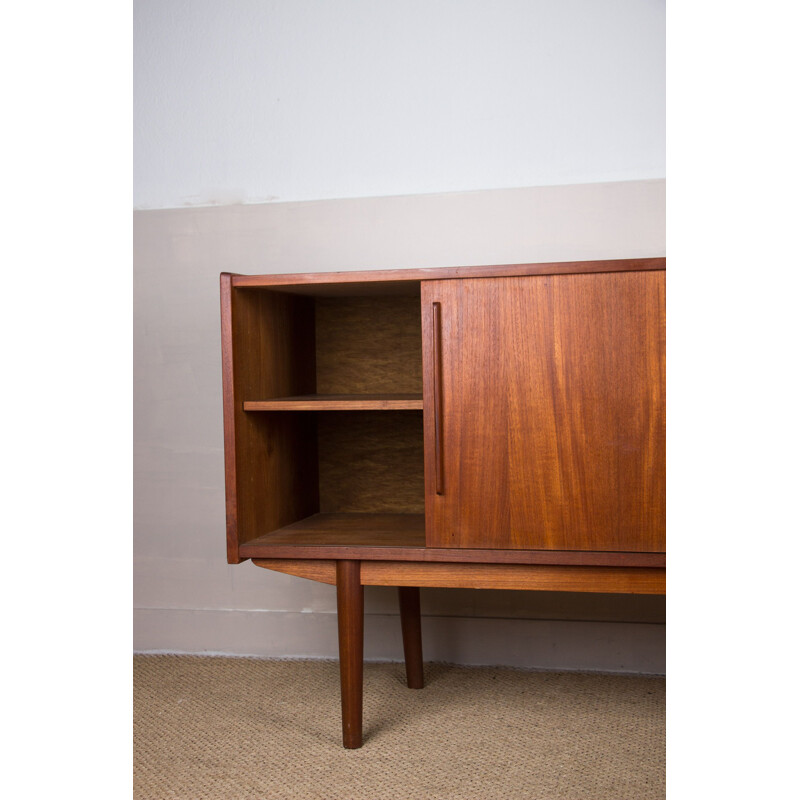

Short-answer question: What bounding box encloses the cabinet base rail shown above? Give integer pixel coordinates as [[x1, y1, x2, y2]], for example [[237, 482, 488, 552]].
[[253, 558, 665, 594], [255, 557, 665, 748]]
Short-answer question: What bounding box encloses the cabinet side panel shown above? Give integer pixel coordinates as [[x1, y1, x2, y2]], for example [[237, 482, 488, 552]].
[[220, 274, 241, 562], [229, 289, 320, 557], [423, 272, 665, 552]]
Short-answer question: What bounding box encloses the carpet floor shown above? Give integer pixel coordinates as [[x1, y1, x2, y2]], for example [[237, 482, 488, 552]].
[[134, 655, 664, 800]]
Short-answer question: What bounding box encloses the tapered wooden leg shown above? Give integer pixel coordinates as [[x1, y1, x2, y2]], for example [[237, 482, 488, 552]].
[[336, 560, 364, 749], [398, 586, 424, 689]]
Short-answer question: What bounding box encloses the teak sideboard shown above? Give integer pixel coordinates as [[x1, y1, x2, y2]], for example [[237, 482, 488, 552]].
[[220, 258, 666, 748]]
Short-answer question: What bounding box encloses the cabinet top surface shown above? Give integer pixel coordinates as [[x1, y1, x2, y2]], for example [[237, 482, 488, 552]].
[[224, 257, 666, 292]]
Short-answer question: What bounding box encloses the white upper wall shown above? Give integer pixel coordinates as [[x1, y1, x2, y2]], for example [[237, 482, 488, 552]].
[[134, 0, 665, 209]]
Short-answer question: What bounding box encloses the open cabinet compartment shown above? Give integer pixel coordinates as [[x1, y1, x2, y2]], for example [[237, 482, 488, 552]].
[[224, 280, 426, 562]]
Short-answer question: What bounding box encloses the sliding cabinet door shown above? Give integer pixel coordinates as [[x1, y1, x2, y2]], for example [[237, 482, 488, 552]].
[[421, 271, 665, 552]]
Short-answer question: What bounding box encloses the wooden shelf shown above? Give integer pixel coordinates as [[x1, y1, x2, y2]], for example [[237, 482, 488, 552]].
[[238, 513, 666, 567], [239, 513, 426, 558], [243, 394, 423, 411]]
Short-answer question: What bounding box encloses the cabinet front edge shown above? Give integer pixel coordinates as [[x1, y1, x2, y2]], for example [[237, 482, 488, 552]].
[[230, 258, 666, 288], [239, 543, 665, 567]]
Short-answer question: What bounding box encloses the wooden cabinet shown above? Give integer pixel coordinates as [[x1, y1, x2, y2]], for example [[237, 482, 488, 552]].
[[220, 259, 666, 748]]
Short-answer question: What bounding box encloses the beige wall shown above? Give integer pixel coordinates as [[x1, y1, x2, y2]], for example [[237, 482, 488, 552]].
[[133, 179, 666, 673]]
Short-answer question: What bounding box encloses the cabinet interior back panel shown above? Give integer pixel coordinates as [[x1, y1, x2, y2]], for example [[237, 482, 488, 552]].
[[315, 296, 423, 394], [317, 411, 424, 514]]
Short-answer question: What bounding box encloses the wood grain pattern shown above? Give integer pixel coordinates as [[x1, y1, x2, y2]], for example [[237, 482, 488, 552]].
[[240, 513, 666, 567], [220, 274, 241, 562], [252, 558, 337, 584], [250, 557, 665, 594], [230, 258, 667, 290], [422, 271, 665, 552], [315, 295, 422, 394], [244, 512, 425, 547], [225, 286, 320, 561], [317, 411, 424, 514], [243, 394, 423, 411], [336, 560, 364, 748], [398, 587, 424, 688], [361, 562, 665, 594]]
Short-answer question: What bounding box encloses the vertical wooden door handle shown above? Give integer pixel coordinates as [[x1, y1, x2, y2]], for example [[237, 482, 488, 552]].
[[432, 302, 444, 495]]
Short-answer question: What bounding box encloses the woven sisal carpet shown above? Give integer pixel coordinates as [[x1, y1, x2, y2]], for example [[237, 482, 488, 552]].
[[134, 655, 664, 799]]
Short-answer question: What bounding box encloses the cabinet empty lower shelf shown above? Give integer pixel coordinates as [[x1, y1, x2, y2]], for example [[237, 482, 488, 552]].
[[237, 513, 666, 568], [238, 513, 426, 559], [243, 394, 423, 411]]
